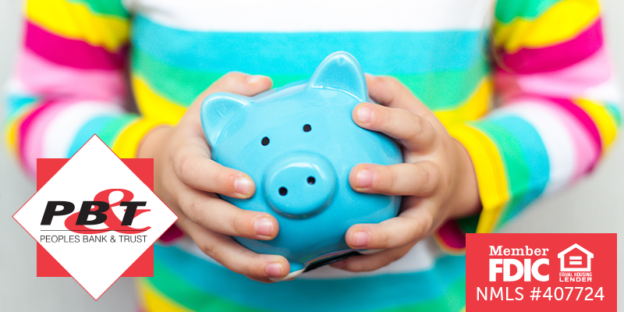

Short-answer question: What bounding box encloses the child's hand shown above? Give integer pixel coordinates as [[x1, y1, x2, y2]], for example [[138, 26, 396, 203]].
[[331, 75, 481, 272], [138, 73, 290, 282]]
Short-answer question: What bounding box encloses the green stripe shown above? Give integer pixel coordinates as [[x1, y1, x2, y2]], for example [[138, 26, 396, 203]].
[[131, 47, 489, 111], [394, 55, 489, 111], [495, 0, 563, 24], [145, 261, 465, 312], [97, 114, 137, 146], [144, 262, 281, 312], [605, 102, 622, 127], [67, 0, 129, 18], [473, 121, 530, 222]]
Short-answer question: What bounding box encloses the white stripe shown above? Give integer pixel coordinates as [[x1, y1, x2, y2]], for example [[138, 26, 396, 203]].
[[42, 102, 124, 158], [569, 261, 583, 265], [582, 75, 622, 104], [569, 256, 582, 260], [125, 0, 492, 32], [174, 236, 443, 278], [492, 100, 576, 194]]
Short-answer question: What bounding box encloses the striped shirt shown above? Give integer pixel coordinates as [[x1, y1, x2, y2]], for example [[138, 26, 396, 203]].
[[4, 0, 621, 311]]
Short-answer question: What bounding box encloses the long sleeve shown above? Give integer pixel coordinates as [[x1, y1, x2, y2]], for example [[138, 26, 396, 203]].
[[4, 0, 163, 177], [443, 0, 621, 241]]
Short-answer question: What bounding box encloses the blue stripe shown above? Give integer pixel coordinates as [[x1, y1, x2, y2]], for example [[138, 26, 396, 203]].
[[67, 116, 115, 157], [132, 15, 484, 75], [6, 94, 38, 116], [153, 244, 466, 312], [489, 115, 549, 225]]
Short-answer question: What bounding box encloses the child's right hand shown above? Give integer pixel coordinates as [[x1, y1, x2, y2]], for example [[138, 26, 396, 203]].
[[137, 73, 290, 282]]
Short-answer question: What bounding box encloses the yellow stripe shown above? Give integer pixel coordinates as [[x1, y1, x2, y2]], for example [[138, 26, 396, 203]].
[[138, 279, 191, 312], [132, 75, 187, 125], [112, 118, 165, 158], [4, 105, 38, 156], [574, 99, 618, 151], [448, 125, 509, 233], [27, 0, 129, 52], [434, 78, 492, 126], [494, 0, 600, 53]]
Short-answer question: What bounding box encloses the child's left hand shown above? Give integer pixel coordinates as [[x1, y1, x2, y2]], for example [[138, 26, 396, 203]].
[[331, 75, 481, 272]]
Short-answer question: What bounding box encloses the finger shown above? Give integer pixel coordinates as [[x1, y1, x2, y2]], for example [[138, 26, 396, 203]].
[[173, 145, 255, 198], [365, 74, 428, 116], [176, 183, 279, 240], [330, 243, 414, 272], [353, 103, 436, 151], [206, 72, 273, 97], [343, 207, 434, 250], [179, 215, 289, 282], [349, 162, 440, 196], [187, 72, 273, 114]]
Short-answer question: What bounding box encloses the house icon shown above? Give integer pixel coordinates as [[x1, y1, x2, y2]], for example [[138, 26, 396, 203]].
[[557, 244, 594, 272]]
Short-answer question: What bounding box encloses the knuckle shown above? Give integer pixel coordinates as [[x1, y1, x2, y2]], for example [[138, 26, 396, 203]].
[[197, 240, 217, 258], [418, 164, 439, 194], [380, 76, 400, 87], [183, 198, 203, 224], [414, 214, 433, 239], [175, 153, 194, 182], [409, 114, 423, 138], [230, 210, 251, 236]]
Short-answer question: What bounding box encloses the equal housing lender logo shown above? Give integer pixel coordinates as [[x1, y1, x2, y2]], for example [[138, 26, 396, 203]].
[[13, 136, 178, 300], [466, 233, 617, 311]]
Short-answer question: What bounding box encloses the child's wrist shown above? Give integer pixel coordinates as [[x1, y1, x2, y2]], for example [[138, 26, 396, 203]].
[[449, 139, 481, 219]]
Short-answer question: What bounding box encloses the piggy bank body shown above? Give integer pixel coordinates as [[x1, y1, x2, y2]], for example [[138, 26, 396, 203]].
[[201, 52, 402, 278]]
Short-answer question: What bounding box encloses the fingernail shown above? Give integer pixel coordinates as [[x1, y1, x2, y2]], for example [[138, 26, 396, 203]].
[[254, 217, 273, 236], [352, 231, 370, 247], [246, 75, 264, 84], [356, 169, 374, 188], [266, 263, 284, 277], [234, 177, 253, 196], [365, 73, 378, 82], [357, 106, 373, 123]]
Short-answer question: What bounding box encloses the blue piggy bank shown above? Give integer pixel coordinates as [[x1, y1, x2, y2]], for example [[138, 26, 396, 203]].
[[201, 52, 402, 279]]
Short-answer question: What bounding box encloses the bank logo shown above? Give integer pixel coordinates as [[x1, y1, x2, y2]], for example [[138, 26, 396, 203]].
[[13, 136, 177, 300]]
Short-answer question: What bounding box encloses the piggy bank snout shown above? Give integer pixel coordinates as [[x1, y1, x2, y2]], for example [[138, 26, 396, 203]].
[[264, 153, 337, 219]]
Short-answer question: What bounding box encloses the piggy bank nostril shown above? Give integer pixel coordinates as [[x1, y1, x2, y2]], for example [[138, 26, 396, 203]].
[[279, 187, 288, 196], [307, 176, 316, 185]]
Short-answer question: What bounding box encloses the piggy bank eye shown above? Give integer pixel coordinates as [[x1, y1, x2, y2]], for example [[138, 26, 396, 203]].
[[303, 124, 312, 132], [261, 137, 270, 146]]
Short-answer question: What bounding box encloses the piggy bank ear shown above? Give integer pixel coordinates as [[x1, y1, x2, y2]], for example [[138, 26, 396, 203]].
[[201, 93, 249, 146], [308, 52, 367, 102]]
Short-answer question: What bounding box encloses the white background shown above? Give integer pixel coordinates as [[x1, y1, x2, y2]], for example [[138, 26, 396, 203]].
[[0, 0, 622, 311]]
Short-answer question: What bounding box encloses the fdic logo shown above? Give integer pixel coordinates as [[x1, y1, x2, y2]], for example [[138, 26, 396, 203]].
[[14, 137, 177, 300], [489, 245, 550, 282]]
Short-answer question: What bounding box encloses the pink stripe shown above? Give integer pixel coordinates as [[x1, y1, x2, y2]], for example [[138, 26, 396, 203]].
[[499, 19, 603, 74], [544, 97, 602, 169], [436, 220, 466, 250], [25, 21, 127, 70], [546, 104, 598, 179], [18, 101, 54, 176], [159, 224, 184, 244], [18, 48, 126, 102], [23, 102, 72, 174], [497, 46, 612, 99]]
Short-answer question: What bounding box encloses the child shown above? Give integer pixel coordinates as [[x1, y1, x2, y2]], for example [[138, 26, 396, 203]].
[[5, 0, 620, 311]]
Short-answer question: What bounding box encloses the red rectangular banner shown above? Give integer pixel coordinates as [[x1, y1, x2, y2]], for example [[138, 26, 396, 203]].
[[466, 233, 617, 311]]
